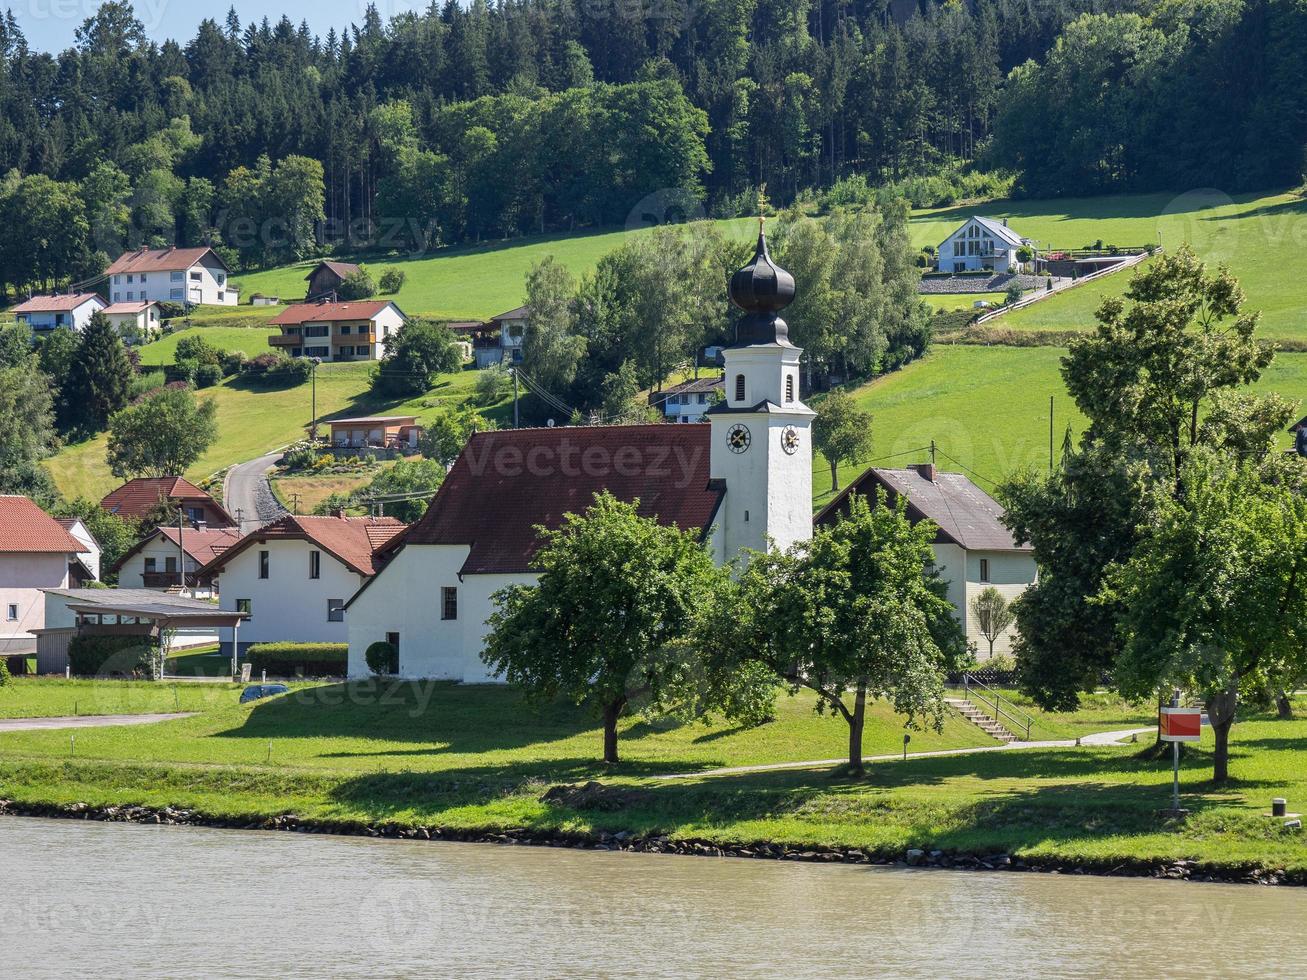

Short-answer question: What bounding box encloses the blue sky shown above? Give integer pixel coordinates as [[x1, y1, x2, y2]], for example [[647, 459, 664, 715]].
[[11, 1, 431, 53]]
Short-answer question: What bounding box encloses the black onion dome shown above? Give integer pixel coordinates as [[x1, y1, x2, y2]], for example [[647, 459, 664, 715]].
[[728, 229, 795, 346]]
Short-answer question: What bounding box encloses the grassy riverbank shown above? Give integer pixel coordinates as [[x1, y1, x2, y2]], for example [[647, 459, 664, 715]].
[[1, 680, 1303, 876]]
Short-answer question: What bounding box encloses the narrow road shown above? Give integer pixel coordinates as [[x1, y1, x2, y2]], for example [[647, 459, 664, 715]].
[[0, 713, 197, 732], [223, 450, 289, 532], [654, 727, 1156, 780]]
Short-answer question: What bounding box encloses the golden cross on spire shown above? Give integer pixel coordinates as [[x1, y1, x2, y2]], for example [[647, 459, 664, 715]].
[[757, 183, 769, 233]]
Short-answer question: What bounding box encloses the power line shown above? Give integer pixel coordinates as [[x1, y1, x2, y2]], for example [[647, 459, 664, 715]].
[[935, 447, 1000, 488]]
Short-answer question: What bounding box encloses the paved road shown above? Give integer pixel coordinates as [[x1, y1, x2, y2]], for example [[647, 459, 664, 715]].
[[223, 450, 289, 532], [0, 713, 197, 732]]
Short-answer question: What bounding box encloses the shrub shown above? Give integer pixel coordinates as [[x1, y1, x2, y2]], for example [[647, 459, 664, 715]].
[[167, 358, 198, 384], [475, 363, 512, 405], [0, 657, 9, 686], [311, 453, 336, 470], [194, 362, 222, 388], [246, 642, 348, 678], [220, 351, 246, 376], [242, 352, 312, 386], [174, 333, 221, 365], [365, 640, 398, 676], [337, 267, 376, 300], [156, 301, 186, 320], [280, 442, 318, 471], [379, 267, 406, 293], [68, 635, 152, 676], [1004, 283, 1024, 306]]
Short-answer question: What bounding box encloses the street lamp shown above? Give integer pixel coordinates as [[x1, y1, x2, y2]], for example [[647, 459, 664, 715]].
[[309, 357, 322, 443]]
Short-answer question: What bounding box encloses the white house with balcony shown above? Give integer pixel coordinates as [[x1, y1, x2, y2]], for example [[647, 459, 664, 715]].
[[111, 525, 243, 597], [106, 246, 238, 306], [937, 217, 1030, 274], [651, 376, 723, 422], [268, 300, 405, 362], [11, 293, 106, 333]]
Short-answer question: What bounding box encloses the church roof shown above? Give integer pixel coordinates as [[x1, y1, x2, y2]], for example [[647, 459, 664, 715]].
[[389, 424, 725, 576]]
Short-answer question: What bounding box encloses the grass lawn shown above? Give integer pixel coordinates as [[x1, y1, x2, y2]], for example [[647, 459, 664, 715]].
[[135, 325, 280, 367], [920, 291, 1007, 312], [0, 679, 1303, 874], [269, 467, 391, 515], [912, 188, 1307, 340]]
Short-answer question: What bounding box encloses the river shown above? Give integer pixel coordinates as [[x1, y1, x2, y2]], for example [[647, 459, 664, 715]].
[[2, 817, 1305, 978]]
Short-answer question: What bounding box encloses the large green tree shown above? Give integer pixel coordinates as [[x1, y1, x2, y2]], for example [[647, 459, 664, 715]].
[[106, 386, 218, 479], [520, 257, 585, 407], [62, 313, 134, 435], [813, 388, 874, 493], [372, 319, 461, 396]]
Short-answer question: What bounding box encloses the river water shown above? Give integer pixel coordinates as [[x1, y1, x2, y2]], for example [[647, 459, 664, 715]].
[[2, 817, 1305, 978]]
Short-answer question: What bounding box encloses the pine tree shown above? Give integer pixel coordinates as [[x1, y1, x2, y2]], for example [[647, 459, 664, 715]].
[[63, 312, 133, 435]]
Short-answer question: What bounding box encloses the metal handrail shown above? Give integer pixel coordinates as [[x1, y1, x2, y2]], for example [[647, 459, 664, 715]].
[[963, 672, 1036, 741]]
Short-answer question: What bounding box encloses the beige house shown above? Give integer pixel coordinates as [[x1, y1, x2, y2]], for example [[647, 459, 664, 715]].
[[269, 300, 406, 362], [102, 300, 162, 341], [815, 463, 1037, 659]]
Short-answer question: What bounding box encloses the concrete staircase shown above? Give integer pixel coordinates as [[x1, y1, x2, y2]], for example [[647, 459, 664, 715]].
[[946, 697, 1020, 743]]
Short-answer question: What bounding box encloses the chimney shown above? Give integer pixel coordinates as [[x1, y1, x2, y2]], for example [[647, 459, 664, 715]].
[[915, 462, 937, 482], [334, 507, 346, 519]]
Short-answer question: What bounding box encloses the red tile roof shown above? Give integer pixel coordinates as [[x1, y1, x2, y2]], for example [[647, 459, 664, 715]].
[[105, 246, 227, 275], [304, 260, 361, 281], [12, 293, 105, 313], [111, 526, 244, 572], [200, 515, 407, 578], [99, 477, 235, 526], [0, 496, 90, 553], [271, 300, 395, 325], [102, 301, 158, 315], [398, 425, 724, 575]]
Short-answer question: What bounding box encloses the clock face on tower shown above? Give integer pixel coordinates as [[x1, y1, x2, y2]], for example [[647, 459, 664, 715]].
[[781, 425, 800, 455], [726, 423, 751, 454]]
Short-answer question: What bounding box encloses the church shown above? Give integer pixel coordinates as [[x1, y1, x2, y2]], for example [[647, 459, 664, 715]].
[[344, 220, 815, 680]]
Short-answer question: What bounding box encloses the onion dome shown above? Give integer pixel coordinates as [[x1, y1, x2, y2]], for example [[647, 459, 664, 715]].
[[728, 222, 795, 346]]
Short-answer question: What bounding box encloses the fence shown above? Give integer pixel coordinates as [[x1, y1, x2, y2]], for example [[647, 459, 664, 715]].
[[973, 247, 1159, 326]]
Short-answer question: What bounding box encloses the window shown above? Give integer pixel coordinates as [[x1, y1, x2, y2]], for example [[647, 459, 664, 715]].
[[216, 273, 225, 285], [55, 313, 66, 326], [125, 291, 133, 301], [442, 587, 458, 621], [139, 273, 147, 283], [144, 557, 157, 573], [170, 271, 183, 282], [165, 556, 177, 573], [186, 506, 204, 524], [327, 599, 344, 622], [386, 631, 400, 652], [309, 550, 321, 579], [979, 558, 990, 582], [190, 271, 202, 282], [170, 288, 183, 301], [217, 292, 224, 302], [6, 603, 16, 622], [114, 275, 121, 284], [236, 598, 251, 617], [292, 348, 302, 357], [114, 292, 121, 302], [734, 374, 746, 402], [697, 393, 706, 404], [258, 550, 269, 579], [340, 325, 351, 335], [785, 375, 794, 403], [306, 346, 329, 358], [126, 274, 133, 284]]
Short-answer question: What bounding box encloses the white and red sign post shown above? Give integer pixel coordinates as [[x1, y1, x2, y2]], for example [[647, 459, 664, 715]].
[[1160, 702, 1204, 812]]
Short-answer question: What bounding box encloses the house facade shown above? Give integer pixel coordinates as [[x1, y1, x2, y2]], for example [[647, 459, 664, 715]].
[[12, 293, 106, 333], [937, 217, 1028, 274], [268, 300, 405, 362], [304, 261, 362, 300], [815, 463, 1037, 658], [106, 247, 237, 306], [112, 526, 243, 596], [101, 301, 161, 341], [202, 515, 405, 650], [55, 518, 102, 583], [326, 416, 422, 450], [99, 476, 237, 529], [0, 497, 92, 655], [345, 224, 814, 681], [652, 376, 723, 423]]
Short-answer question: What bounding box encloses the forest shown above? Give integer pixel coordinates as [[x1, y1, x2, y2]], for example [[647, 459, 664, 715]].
[[0, 0, 1305, 296]]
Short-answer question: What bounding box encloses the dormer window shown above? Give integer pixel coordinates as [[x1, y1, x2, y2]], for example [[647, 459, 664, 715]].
[[734, 375, 746, 402]]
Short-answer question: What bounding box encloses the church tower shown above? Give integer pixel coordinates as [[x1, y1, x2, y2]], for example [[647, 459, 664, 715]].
[[708, 215, 814, 562]]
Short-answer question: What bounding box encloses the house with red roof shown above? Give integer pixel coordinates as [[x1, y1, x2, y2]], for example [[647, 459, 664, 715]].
[[101, 300, 162, 341], [105, 246, 236, 306], [268, 300, 405, 362], [111, 525, 244, 597], [11, 293, 106, 333], [201, 515, 406, 650], [99, 477, 237, 529], [0, 496, 94, 655], [342, 220, 816, 681]]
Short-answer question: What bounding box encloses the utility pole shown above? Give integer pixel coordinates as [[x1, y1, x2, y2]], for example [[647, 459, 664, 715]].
[[290, 493, 300, 516], [176, 510, 187, 597], [1049, 395, 1054, 473], [512, 366, 520, 429], [309, 357, 322, 442], [929, 439, 936, 469]]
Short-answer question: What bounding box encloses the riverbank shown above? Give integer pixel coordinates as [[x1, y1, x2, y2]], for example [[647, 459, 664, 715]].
[[0, 680, 1303, 884]]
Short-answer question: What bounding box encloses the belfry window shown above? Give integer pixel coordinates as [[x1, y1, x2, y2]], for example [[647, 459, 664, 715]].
[[734, 375, 746, 402], [785, 375, 794, 403]]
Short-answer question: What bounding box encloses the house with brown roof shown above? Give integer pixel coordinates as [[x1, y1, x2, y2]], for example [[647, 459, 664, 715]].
[[815, 462, 1037, 658], [268, 300, 405, 362], [101, 300, 162, 341], [304, 260, 362, 301], [202, 515, 406, 650], [105, 246, 237, 306], [111, 525, 243, 596], [12, 293, 106, 333], [99, 477, 237, 529], [0, 496, 94, 655]]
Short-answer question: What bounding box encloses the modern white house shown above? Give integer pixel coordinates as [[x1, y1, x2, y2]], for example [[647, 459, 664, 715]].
[[651, 376, 723, 423], [101, 300, 162, 341], [268, 300, 406, 362], [344, 224, 815, 680], [11, 293, 106, 333], [937, 217, 1030, 273], [815, 463, 1037, 658], [105, 246, 238, 306], [0, 497, 93, 655], [202, 515, 405, 652], [111, 525, 243, 597]]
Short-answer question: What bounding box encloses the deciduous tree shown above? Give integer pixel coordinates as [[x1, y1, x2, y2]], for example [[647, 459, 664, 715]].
[[969, 586, 1015, 660], [107, 385, 218, 479], [813, 388, 873, 493]]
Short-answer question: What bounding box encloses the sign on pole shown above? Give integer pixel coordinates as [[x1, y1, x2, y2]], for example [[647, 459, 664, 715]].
[[1159, 707, 1203, 742]]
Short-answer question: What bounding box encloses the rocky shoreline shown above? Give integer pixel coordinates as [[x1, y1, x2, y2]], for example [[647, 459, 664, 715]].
[[2, 796, 1300, 888]]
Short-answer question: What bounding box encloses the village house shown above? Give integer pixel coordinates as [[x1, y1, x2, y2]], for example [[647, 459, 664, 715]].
[[101, 300, 162, 341], [106, 246, 237, 306], [937, 217, 1030, 274], [111, 525, 243, 597], [814, 463, 1037, 658], [11, 293, 106, 333], [99, 476, 237, 529], [202, 515, 405, 652], [0, 497, 94, 656], [326, 416, 423, 451], [268, 300, 405, 362], [303, 260, 362, 300], [55, 517, 102, 583], [345, 224, 814, 680], [652, 376, 723, 423]]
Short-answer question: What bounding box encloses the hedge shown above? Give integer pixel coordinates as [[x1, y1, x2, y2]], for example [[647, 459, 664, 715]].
[[245, 642, 348, 677], [68, 635, 153, 676]]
